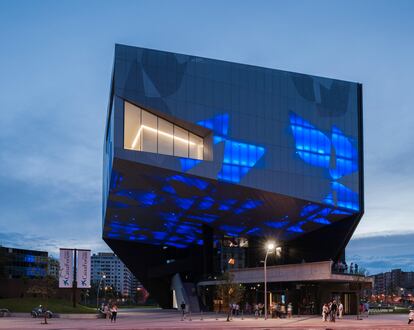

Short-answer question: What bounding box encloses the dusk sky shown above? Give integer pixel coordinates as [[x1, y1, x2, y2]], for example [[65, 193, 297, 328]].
[[0, 0, 413, 274]]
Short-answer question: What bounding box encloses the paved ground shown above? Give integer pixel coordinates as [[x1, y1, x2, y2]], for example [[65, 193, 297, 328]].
[[1, 308, 413, 329]]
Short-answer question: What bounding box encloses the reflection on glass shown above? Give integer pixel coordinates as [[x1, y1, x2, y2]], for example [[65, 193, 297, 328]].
[[123, 101, 204, 160]]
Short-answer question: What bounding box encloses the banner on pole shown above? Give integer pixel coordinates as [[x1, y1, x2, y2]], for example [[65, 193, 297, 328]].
[[59, 249, 73, 288], [76, 250, 91, 288]]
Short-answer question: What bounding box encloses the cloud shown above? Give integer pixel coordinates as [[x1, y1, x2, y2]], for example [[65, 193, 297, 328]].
[[0, 232, 109, 258], [347, 233, 414, 274]]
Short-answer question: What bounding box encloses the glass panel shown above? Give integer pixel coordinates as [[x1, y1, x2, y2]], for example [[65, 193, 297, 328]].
[[158, 118, 173, 156], [189, 133, 203, 160], [141, 110, 157, 153], [173, 126, 189, 158], [124, 102, 141, 151]]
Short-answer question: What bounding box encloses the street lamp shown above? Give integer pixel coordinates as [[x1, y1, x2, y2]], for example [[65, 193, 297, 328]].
[[264, 241, 275, 320], [96, 274, 106, 310]]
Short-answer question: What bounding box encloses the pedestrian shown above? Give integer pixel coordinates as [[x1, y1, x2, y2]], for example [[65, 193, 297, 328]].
[[287, 302, 293, 318], [338, 301, 344, 319], [364, 302, 369, 317], [254, 303, 259, 319], [408, 309, 414, 324], [350, 263, 354, 274], [103, 304, 110, 319], [180, 301, 186, 319], [110, 304, 118, 322], [330, 300, 337, 322], [355, 263, 359, 274], [322, 303, 329, 322]]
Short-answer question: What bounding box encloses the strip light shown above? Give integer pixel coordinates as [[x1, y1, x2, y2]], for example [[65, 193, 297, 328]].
[[131, 125, 201, 150]]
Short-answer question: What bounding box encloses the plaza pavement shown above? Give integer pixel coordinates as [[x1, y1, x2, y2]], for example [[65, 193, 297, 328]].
[[0, 308, 413, 329]]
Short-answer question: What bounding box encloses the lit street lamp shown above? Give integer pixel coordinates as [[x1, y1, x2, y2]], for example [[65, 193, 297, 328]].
[[96, 274, 106, 310], [264, 241, 275, 320]]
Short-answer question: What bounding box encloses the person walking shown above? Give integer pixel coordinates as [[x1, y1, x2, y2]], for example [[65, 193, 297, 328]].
[[103, 304, 110, 320], [180, 301, 186, 319], [110, 304, 118, 322], [330, 300, 338, 322], [408, 309, 414, 324], [338, 301, 344, 319], [287, 302, 293, 318], [322, 303, 329, 322]]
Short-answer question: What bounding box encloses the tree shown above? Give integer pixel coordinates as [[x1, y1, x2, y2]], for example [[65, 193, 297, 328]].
[[27, 276, 57, 325], [215, 271, 245, 321]]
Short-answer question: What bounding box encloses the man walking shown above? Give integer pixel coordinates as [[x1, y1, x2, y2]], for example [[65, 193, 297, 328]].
[[338, 301, 344, 319]]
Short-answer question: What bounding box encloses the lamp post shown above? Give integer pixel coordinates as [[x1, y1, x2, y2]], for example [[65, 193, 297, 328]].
[[264, 242, 275, 320], [96, 274, 106, 310]]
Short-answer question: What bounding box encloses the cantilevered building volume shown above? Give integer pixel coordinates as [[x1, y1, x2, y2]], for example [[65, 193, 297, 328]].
[[103, 44, 366, 312]]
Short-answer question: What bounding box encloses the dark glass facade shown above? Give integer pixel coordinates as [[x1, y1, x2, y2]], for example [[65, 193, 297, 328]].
[[102, 44, 363, 307], [1, 247, 48, 279]]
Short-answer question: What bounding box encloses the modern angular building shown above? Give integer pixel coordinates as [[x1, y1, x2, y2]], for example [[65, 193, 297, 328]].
[[102, 44, 365, 312]]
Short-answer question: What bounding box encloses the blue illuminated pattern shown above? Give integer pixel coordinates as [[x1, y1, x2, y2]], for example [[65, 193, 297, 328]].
[[197, 114, 229, 135], [180, 159, 202, 172], [106, 171, 268, 247], [289, 112, 359, 211], [330, 126, 358, 180], [289, 112, 331, 169], [325, 182, 359, 211], [196, 114, 266, 183]]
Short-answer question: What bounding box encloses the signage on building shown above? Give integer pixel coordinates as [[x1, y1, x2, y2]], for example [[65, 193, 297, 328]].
[[59, 249, 73, 288], [76, 250, 91, 288]]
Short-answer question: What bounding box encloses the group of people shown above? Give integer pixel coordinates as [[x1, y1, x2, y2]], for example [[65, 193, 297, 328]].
[[322, 300, 343, 322], [270, 302, 293, 318], [101, 303, 118, 322], [333, 261, 359, 274]]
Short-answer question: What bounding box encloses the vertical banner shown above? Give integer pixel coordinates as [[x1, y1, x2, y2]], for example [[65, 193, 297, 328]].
[[76, 250, 91, 288], [59, 249, 73, 288]]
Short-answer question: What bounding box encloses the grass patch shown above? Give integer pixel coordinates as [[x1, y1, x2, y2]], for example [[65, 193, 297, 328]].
[[0, 298, 96, 314]]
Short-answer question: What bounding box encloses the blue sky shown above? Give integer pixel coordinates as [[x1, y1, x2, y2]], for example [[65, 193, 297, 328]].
[[0, 0, 413, 274]]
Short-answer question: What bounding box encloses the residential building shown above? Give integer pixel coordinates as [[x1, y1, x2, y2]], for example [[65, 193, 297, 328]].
[[47, 257, 60, 279], [91, 252, 138, 297], [372, 269, 414, 294]]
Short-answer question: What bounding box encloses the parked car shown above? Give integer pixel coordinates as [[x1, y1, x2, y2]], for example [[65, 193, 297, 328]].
[[31, 305, 53, 318]]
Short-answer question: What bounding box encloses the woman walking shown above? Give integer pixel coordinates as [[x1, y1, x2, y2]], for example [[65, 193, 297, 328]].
[[110, 304, 118, 322]]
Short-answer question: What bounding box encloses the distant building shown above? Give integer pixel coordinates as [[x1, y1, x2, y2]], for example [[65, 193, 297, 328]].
[[47, 257, 60, 279], [91, 252, 139, 297], [372, 269, 414, 294], [0, 246, 48, 279]]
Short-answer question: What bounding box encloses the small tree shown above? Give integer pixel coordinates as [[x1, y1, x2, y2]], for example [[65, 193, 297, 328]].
[[215, 271, 245, 321], [27, 276, 57, 324]]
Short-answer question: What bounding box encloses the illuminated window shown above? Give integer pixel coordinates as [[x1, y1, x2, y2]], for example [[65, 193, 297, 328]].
[[124, 101, 204, 160]]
